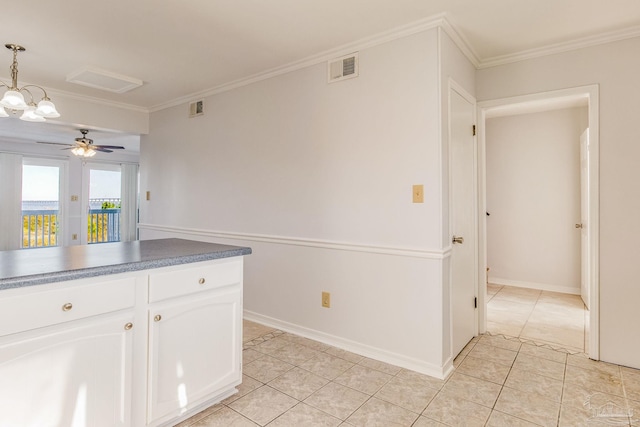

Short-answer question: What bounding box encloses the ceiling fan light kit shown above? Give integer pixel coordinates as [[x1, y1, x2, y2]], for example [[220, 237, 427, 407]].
[[0, 43, 60, 121], [71, 146, 96, 157]]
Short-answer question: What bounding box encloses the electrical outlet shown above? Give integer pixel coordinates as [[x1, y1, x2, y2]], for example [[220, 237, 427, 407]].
[[322, 292, 331, 308], [412, 184, 424, 203]]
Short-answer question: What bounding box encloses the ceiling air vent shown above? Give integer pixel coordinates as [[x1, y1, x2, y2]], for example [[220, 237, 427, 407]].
[[328, 53, 359, 83], [66, 67, 143, 93], [189, 100, 204, 118]]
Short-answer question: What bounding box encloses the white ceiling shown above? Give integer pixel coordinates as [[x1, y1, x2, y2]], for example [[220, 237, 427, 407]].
[[1, 0, 640, 151]]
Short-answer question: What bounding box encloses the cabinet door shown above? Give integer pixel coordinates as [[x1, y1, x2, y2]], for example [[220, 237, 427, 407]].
[[0, 313, 134, 427], [148, 288, 241, 424]]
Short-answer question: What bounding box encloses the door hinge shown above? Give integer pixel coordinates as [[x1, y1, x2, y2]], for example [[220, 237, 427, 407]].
[[472, 125, 476, 136], [474, 297, 477, 308]]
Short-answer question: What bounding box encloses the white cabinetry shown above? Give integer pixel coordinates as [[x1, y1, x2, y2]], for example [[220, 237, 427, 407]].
[[147, 288, 242, 424], [146, 257, 243, 426], [0, 277, 137, 427], [0, 256, 244, 427]]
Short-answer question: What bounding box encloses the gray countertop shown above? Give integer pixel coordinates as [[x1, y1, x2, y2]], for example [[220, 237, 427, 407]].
[[0, 238, 252, 290]]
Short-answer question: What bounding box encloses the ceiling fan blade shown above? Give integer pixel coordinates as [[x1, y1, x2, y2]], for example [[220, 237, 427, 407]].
[[93, 145, 125, 150], [36, 141, 73, 147], [94, 147, 114, 153]]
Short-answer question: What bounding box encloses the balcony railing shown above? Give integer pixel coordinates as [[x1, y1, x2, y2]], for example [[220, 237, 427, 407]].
[[21, 199, 122, 248], [88, 208, 121, 244], [22, 210, 58, 248]]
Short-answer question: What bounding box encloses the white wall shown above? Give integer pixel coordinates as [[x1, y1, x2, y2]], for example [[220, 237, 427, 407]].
[[477, 37, 640, 369], [486, 107, 587, 294], [140, 30, 461, 376], [143, 31, 442, 249]]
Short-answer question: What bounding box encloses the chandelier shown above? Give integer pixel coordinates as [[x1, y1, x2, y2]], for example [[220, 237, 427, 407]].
[[0, 43, 60, 122]]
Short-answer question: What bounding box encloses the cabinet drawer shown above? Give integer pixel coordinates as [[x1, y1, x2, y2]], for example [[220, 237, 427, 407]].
[[0, 277, 136, 337], [149, 258, 242, 302]]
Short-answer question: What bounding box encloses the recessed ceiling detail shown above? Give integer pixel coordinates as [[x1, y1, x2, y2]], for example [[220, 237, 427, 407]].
[[66, 66, 143, 94]]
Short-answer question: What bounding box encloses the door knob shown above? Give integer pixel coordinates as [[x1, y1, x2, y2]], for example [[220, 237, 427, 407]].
[[452, 236, 464, 244], [575, 223, 583, 229]]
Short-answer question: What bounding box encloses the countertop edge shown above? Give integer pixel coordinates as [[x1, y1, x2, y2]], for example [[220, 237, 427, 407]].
[[0, 246, 252, 291]]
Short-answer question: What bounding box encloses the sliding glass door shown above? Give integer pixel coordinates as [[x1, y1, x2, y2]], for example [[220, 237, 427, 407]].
[[82, 162, 138, 244], [21, 158, 66, 248]]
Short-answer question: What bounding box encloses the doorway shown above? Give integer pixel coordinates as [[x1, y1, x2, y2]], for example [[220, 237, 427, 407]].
[[478, 85, 600, 359]]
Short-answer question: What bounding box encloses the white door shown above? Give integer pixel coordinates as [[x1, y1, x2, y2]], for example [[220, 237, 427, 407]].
[[450, 88, 477, 357], [580, 129, 590, 309]]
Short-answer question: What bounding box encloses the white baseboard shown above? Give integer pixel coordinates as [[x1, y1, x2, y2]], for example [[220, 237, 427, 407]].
[[244, 310, 452, 380], [489, 276, 580, 295]]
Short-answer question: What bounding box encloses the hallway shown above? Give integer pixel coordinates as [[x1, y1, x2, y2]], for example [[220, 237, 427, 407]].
[[487, 284, 588, 354]]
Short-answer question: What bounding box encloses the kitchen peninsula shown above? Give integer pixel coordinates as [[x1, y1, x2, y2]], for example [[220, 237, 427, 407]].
[[0, 238, 252, 427]]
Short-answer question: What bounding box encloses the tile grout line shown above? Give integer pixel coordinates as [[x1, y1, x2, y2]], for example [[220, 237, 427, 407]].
[[517, 288, 543, 344], [243, 329, 418, 426], [555, 353, 569, 427], [485, 340, 524, 427]]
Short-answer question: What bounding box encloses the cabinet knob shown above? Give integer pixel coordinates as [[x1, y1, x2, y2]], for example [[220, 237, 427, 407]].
[[198, 277, 206, 285], [62, 303, 73, 312], [154, 315, 162, 322], [124, 322, 133, 330]]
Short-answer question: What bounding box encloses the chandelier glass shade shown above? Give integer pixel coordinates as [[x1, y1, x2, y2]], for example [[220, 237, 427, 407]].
[[0, 44, 60, 121]]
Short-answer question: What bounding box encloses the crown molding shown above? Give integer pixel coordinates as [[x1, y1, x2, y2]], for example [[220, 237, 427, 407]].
[[478, 24, 640, 69], [46, 87, 149, 114], [150, 13, 478, 112], [64, 21, 640, 110]]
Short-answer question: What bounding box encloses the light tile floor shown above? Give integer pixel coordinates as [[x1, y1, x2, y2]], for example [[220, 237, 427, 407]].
[[487, 284, 588, 353], [176, 320, 640, 426]]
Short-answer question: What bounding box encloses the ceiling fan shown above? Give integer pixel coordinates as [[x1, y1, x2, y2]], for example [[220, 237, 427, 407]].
[[37, 129, 125, 157]]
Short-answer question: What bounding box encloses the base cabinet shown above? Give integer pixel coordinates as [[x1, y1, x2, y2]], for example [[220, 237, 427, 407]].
[[147, 288, 242, 425], [0, 257, 244, 427], [0, 312, 134, 427]]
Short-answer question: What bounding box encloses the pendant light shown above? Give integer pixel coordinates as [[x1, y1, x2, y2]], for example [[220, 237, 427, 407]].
[[0, 44, 60, 121]]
